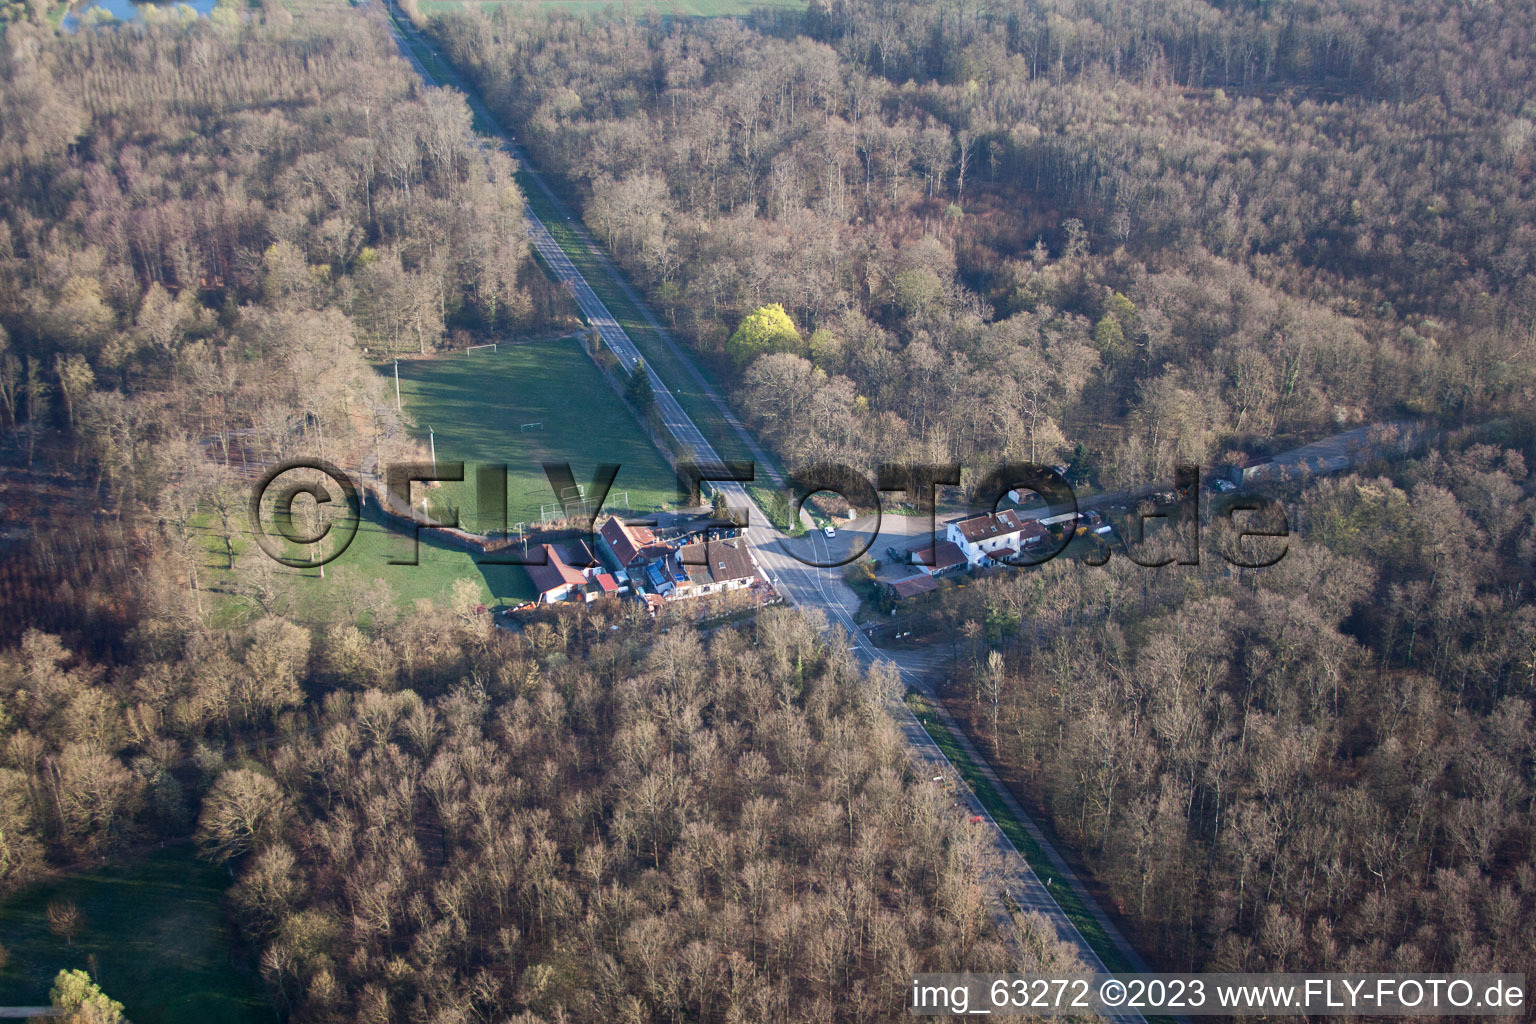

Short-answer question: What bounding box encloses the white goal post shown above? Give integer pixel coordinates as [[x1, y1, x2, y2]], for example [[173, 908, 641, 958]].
[[538, 491, 630, 522]]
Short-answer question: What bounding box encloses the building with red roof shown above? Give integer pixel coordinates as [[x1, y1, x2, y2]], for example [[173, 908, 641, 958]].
[[526, 544, 593, 604], [946, 511, 1048, 566], [599, 516, 660, 570]]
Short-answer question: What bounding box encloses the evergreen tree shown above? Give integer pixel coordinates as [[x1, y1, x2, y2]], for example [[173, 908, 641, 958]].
[[624, 359, 654, 412]]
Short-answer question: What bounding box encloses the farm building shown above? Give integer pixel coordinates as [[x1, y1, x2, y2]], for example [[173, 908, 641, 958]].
[[884, 574, 940, 600], [1224, 420, 1429, 487]]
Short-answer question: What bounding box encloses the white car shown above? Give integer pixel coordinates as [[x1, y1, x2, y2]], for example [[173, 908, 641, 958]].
[[823, 525, 837, 538]]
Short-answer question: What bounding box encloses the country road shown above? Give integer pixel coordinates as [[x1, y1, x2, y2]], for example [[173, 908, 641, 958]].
[[375, 0, 1159, 1007]]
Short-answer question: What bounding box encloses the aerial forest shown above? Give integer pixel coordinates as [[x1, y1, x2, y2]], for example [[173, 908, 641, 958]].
[[429, 0, 1536, 482]]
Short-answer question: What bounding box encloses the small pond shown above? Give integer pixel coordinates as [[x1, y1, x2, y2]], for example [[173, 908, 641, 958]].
[[62, 0, 216, 32]]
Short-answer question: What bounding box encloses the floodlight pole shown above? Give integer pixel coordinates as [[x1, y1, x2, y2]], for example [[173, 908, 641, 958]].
[[393, 359, 401, 411], [429, 426, 436, 473]]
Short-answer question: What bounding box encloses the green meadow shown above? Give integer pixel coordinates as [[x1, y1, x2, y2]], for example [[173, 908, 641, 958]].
[[390, 337, 678, 533], [0, 846, 269, 1024]]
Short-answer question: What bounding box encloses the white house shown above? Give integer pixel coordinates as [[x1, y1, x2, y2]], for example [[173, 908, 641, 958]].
[[946, 510, 1048, 567]]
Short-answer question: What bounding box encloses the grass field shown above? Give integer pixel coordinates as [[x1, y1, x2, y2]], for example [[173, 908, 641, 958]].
[[0, 846, 269, 1024], [391, 336, 678, 529], [196, 502, 540, 626]]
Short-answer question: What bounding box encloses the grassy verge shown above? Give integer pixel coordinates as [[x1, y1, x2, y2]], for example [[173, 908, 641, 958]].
[[393, 7, 452, 78], [905, 691, 1135, 975], [745, 482, 803, 534], [0, 846, 268, 1024], [519, 186, 758, 470]]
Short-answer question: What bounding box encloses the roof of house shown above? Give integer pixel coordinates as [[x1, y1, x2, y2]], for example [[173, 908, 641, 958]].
[[678, 536, 756, 586], [1017, 520, 1049, 544], [989, 547, 1017, 561], [595, 573, 619, 593], [888, 574, 939, 599], [526, 544, 586, 595], [911, 539, 967, 570], [600, 516, 658, 565], [952, 509, 1027, 543]]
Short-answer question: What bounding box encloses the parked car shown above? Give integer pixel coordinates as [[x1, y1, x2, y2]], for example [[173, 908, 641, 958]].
[[824, 525, 837, 538]]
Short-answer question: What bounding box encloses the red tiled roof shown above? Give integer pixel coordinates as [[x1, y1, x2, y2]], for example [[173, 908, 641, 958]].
[[596, 573, 619, 592], [600, 517, 657, 566], [989, 547, 1017, 560], [912, 539, 967, 570], [952, 509, 1026, 543], [526, 544, 586, 595]]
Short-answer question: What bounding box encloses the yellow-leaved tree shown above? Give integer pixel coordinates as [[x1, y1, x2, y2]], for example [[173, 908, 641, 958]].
[[726, 304, 804, 369]]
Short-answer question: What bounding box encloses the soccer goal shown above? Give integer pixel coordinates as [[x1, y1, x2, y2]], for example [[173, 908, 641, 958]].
[[466, 342, 498, 354], [520, 421, 544, 431], [539, 489, 629, 522]]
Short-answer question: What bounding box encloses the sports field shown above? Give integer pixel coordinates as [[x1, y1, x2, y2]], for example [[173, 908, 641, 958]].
[[391, 336, 678, 531], [0, 846, 269, 1024]]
